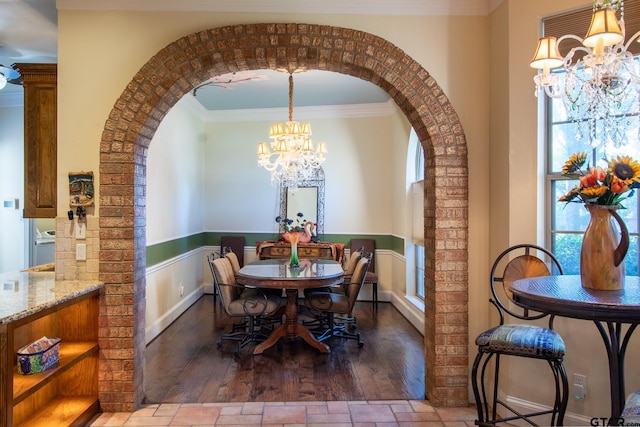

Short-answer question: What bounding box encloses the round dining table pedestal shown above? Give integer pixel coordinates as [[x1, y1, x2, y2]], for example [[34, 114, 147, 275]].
[[253, 288, 330, 355], [237, 259, 344, 355]]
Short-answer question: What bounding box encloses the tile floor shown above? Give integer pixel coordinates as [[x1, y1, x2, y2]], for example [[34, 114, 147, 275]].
[[87, 400, 478, 426]]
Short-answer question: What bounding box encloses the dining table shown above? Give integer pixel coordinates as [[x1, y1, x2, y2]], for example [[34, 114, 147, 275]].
[[509, 275, 640, 420], [236, 258, 345, 355]]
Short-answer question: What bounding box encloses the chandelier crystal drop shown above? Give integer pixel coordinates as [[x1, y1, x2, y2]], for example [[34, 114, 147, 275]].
[[256, 72, 327, 191], [530, 0, 640, 150]]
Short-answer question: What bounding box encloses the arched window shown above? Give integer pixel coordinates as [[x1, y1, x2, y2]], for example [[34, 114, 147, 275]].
[[407, 129, 425, 301]]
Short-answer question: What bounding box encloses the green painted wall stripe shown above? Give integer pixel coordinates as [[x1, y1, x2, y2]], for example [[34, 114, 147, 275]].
[[146, 232, 405, 267]]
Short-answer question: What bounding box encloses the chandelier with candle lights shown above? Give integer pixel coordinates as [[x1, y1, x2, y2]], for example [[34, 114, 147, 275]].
[[530, 0, 640, 150], [256, 72, 327, 191]]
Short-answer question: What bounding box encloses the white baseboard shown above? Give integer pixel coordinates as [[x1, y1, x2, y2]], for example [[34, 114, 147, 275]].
[[497, 392, 593, 426], [145, 285, 204, 344], [389, 293, 425, 335]]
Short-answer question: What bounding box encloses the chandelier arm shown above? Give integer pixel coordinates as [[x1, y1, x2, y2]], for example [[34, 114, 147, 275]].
[[624, 30, 640, 50], [543, 84, 564, 99], [556, 33, 584, 47]]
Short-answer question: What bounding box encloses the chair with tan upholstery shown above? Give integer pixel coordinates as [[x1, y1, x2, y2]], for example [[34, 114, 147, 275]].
[[349, 239, 378, 309], [222, 247, 241, 276], [343, 247, 363, 281], [209, 256, 284, 355], [304, 252, 372, 347]]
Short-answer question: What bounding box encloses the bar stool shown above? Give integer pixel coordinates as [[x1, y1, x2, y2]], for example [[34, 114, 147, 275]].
[[472, 244, 568, 426]]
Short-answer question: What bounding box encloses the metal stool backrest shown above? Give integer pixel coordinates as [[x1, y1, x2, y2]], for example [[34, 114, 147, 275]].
[[490, 244, 564, 325]]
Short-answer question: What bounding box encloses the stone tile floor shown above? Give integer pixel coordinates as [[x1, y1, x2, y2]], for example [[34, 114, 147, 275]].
[[87, 400, 478, 426]]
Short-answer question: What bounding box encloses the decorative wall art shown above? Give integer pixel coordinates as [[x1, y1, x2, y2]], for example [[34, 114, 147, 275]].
[[68, 171, 94, 207]]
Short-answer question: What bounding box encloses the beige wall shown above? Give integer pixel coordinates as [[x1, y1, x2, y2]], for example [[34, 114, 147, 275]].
[[56, 2, 640, 417], [58, 11, 491, 404], [492, 0, 640, 419]]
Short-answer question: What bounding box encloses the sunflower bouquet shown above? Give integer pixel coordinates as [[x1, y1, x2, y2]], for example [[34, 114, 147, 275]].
[[558, 152, 640, 207]]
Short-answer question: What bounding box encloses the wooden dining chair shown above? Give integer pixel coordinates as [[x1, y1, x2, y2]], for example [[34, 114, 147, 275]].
[[220, 235, 245, 267], [472, 244, 568, 426]]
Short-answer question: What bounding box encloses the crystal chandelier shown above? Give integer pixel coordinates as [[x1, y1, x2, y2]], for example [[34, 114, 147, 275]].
[[256, 72, 327, 191], [530, 0, 640, 150]]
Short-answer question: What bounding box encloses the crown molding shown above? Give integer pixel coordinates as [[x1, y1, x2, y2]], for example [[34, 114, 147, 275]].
[[180, 95, 396, 123], [57, 0, 492, 16]]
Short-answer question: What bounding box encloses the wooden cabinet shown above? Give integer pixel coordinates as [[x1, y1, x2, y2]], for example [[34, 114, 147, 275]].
[[259, 242, 335, 260], [1, 290, 99, 426], [16, 63, 57, 218]]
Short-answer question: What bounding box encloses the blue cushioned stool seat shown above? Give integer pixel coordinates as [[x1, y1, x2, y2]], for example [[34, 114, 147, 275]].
[[622, 391, 640, 423], [476, 324, 566, 359]]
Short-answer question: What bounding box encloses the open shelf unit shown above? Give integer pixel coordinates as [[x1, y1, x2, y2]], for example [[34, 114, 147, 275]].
[[1, 290, 100, 426]]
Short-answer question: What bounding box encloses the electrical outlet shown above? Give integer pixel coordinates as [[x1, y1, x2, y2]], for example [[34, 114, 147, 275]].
[[573, 374, 587, 400], [179, 284, 184, 297]]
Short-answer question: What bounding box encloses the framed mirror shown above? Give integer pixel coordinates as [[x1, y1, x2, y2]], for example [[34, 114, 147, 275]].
[[279, 167, 325, 239]]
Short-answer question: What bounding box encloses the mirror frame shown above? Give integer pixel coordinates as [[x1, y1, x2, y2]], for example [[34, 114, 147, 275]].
[[279, 167, 325, 238]]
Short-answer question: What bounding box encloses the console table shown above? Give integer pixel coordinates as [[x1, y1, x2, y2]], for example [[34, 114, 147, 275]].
[[256, 241, 344, 262]]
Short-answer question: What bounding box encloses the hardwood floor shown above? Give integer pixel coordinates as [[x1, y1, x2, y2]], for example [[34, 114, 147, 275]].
[[143, 295, 425, 404]]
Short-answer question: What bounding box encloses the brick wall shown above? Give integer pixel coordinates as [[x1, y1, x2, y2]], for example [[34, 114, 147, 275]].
[[94, 23, 469, 411]]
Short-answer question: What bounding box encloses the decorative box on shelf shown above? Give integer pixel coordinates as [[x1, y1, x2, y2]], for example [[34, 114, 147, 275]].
[[17, 336, 61, 375]]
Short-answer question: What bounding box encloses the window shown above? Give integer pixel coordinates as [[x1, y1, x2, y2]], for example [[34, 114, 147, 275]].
[[413, 136, 425, 300], [415, 244, 425, 300], [543, 4, 640, 276], [546, 91, 640, 276]]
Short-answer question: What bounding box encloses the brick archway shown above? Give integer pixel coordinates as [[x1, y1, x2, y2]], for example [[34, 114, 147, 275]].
[[98, 23, 468, 412]]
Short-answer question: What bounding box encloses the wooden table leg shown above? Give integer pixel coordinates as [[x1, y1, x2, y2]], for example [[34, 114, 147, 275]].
[[253, 288, 330, 355]]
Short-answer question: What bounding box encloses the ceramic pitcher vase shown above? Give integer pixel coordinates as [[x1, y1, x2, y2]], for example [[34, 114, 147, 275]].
[[580, 204, 629, 290]]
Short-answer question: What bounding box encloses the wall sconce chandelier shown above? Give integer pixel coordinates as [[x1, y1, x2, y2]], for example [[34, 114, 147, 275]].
[[530, 0, 640, 150], [256, 71, 327, 191]]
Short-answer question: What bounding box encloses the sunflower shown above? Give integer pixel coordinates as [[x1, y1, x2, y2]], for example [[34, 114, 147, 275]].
[[561, 151, 587, 175], [609, 156, 640, 185], [580, 185, 608, 199]]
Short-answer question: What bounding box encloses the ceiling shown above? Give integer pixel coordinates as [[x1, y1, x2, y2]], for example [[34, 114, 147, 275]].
[[0, 0, 495, 109]]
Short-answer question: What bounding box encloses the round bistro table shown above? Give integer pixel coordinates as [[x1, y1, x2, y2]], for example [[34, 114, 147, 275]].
[[236, 258, 344, 355], [509, 275, 640, 420]]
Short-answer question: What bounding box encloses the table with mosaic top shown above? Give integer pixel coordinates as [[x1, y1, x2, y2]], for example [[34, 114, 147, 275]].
[[510, 275, 640, 420]]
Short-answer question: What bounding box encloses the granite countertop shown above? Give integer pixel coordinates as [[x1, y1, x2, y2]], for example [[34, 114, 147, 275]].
[[0, 271, 103, 325]]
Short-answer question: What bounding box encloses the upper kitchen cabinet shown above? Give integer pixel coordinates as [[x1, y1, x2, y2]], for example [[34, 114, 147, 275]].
[[17, 63, 57, 218]]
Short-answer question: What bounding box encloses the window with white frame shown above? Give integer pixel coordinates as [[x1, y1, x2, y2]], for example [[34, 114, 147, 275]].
[[542, 4, 640, 276], [546, 91, 639, 276], [413, 136, 425, 300]]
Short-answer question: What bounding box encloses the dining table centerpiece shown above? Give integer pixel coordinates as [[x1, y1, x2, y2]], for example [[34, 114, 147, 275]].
[[276, 212, 312, 267], [559, 152, 640, 290]]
